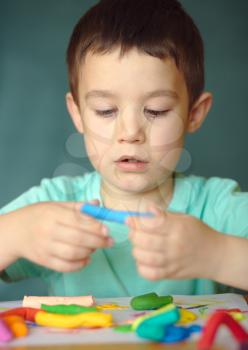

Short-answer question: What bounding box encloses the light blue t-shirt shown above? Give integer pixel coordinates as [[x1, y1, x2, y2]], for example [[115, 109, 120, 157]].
[[0, 171, 247, 297]]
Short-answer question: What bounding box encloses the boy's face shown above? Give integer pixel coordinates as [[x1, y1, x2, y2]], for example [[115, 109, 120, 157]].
[[67, 48, 208, 194]]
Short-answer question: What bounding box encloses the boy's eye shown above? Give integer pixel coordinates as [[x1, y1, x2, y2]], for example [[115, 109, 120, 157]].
[[145, 109, 170, 118], [95, 109, 116, 117], [95, 109, 170, 118]]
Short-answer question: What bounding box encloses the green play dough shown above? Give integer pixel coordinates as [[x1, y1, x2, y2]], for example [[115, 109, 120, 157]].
[[113, 324, 133, 333], [130, 292, 173, 310], [41, 304, 97, 314]]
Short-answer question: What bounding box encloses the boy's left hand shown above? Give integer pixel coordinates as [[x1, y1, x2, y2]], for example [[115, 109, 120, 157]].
[[127, 205, 224, 281]]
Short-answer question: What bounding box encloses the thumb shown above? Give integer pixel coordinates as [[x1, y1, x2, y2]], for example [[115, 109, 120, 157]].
[[87, 199, 100, 206], [66, 199, 100, 211], [78, 199, 100, 210], [148, 203, 164, 216]]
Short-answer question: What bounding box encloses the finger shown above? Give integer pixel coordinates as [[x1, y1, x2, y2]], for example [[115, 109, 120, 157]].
[[59, 200, 102, 223], [130, 230, 166, 251], [52, 224, 113, 249], [126, 208, 165, 233], [47, 256, 91, 273], [59, 199, 100, 210], [132, 247, 166, 267], [55, 205, 109, 237], [137, 264, 166, 281], [148, 203, 164, 216], [87, 199, 100, 205], [49, 241, 93, 261]]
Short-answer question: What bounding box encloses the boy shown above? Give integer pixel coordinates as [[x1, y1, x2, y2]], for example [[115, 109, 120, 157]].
[[0, 0, 247, 297]]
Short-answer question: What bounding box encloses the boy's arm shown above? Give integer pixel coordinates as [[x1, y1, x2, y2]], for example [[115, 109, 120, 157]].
[[0, 183, 46, 276], [0, 178, 60, 278], [208, 178, 248, 290], [0, 212, 20, 271], [212, 233, 248, 291]]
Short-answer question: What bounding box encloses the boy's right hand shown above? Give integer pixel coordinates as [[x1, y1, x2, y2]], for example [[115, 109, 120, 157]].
[[0, 200, 112, 272]]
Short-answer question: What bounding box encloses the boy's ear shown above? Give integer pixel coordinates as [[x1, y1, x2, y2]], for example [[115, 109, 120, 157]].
[[187, 92, 213, 133], [65, 92, 84, 134]]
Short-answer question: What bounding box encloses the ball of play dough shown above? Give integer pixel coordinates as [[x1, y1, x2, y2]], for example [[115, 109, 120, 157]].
[[130, 292, 173, 310]]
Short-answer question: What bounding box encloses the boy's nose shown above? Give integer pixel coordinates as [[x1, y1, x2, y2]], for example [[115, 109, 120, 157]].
[[117, 114, 146, 144]]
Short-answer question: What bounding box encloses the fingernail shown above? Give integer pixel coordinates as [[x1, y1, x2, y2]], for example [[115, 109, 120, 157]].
[[89, 199, 99, 205], [149, 205, 161, 215], [76, 202, 84, 210], [126, 217, 134, 226]]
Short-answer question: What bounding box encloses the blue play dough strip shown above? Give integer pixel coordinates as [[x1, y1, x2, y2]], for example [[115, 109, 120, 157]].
[[80, 203, 154, 224]]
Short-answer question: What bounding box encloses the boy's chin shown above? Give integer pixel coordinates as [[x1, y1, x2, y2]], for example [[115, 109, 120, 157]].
[[112, 177, 155, 194]]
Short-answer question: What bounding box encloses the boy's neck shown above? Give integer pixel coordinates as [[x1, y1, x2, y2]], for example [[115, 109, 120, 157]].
[[100, 175, 174, 213]]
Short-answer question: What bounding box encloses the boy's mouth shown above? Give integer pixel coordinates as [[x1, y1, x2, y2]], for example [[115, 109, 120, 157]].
[[115, 155, 148, 163], [114, 155, 149, 171]]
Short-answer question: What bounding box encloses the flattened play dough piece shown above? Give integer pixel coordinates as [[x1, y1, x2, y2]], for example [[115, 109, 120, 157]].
[[3, 315, 28, 338], [96, 304, 128, 310], [0, 318, 13, 343], [35, 311, 112, 328], [131, 292, 173, 310], [0, 307, 40, 322], [41, 304, 97, 314], [178, 308, 197, 325], [163, 325, 191, 343], [113, 324, 133, 333], [23, 296, 95, 309]]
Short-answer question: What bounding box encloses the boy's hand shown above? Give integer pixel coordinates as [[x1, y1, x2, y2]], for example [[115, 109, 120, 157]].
[[127, 205, 223, 281], [1, 200, 112, 272]]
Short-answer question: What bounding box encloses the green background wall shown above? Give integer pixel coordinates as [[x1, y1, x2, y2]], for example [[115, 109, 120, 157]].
[[0, 0, 247, 300]]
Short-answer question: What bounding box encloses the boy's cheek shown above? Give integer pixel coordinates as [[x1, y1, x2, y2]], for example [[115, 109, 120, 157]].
[[149, 113, 185, 147], [83, 137, 112, 169], [83, 115, 116, 144], [158, 146, 183, 172]]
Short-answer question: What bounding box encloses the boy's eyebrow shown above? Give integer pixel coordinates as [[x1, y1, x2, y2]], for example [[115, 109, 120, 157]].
[[85, 89, 178, 100]]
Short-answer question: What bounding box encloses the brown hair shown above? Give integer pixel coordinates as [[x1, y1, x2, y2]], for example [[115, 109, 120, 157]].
[[67, 0, 204, 109]]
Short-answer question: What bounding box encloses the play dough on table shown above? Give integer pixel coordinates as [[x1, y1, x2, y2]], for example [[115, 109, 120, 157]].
[[22, 296, 95, 309]]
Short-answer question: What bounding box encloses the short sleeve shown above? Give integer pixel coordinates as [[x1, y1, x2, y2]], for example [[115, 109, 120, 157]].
[[210, 178, 248, 238], [0, 176, 80, 216]]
